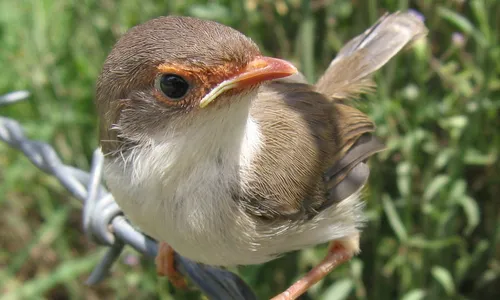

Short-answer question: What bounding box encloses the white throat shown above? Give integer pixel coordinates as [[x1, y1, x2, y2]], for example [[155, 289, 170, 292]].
[[104, 95, 263, 265]]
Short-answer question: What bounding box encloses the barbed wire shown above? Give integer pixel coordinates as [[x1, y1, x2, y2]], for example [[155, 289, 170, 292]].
[[0, 91, 257, 300]]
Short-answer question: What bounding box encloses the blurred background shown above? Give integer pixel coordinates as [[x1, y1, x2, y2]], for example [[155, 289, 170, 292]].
[[1, 0, 499, 299]]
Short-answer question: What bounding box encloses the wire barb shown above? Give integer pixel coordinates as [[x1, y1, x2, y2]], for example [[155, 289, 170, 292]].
[[1, 91, 256, 300]]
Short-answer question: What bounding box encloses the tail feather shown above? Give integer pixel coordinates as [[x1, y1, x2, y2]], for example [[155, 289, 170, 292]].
[[315, 11, 428, 99]]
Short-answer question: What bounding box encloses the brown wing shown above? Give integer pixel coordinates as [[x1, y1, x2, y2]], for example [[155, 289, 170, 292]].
[[239, 11, 427, 220], [241, 82, 379, 220]]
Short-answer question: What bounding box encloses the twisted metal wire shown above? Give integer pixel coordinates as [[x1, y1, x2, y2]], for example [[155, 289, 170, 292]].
[[0, 91, 257, 300]]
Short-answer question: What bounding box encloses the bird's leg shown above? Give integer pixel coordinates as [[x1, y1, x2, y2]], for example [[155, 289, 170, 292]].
[[271, 235, 360, 300], [155, 241, 188, 289]]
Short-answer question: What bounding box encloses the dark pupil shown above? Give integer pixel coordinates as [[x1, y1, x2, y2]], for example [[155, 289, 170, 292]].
[[160, 74, 189, 99]]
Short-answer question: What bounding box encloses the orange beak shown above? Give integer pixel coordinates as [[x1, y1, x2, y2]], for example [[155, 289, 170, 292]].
[[199, 56, 298, 108]]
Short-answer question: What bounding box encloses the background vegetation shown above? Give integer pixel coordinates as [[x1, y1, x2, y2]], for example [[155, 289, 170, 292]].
[[1, 0, 499, 299]]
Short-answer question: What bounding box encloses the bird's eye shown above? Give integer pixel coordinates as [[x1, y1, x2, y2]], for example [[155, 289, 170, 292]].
[[156, 74, 189, 100]]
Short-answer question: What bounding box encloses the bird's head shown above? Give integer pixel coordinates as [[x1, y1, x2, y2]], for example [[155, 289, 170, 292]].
[[96, 16, 297, 154]]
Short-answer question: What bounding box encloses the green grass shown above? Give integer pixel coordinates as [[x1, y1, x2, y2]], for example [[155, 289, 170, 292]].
[[1, 0, 499, 299]]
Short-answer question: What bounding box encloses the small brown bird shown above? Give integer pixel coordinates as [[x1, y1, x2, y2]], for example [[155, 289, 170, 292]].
[[96, 12, 427, 299]]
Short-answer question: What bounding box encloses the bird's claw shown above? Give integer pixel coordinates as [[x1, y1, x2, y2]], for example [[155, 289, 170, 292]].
[[156, 242, 189, 289]]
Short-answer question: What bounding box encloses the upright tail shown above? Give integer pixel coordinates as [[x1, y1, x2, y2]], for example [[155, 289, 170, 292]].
[[315, 11, 428, 99], [318, 12, 427, 205]]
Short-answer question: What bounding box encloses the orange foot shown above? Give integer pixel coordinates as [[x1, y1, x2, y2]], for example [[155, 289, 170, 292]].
[[270, 239, 357, 300], [155, 242, 188, 289]]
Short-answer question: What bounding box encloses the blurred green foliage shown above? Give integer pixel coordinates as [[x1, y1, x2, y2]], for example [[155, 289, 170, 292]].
[[1, 0, 499, 299]]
